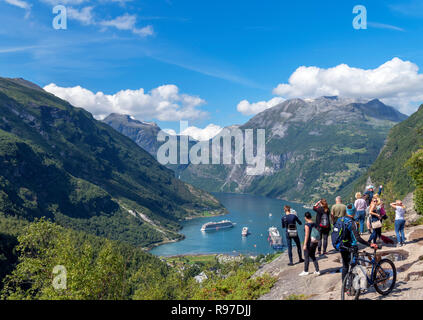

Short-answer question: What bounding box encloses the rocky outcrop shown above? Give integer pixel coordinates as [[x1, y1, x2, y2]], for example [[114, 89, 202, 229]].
[[403, 193, 420, 226], [255, 225, 423, 300]]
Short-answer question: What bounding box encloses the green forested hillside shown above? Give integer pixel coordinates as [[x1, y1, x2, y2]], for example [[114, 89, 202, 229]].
[[0, 216, 275, 300], [342, 104, 423, 200], [0, 77, 226, 247]]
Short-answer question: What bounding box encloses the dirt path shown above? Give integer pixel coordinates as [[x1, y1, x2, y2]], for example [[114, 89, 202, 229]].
[[254, 225, 423, 300]]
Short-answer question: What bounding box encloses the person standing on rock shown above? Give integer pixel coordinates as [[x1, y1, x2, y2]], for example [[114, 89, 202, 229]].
[[364, 185, 383, 206], [391, 200, 407, 247], [331, 196, 346, 224], [368, 197, 383, 244], [299, 211, 320, 276], [354, 192, 367, 235], [282, 205, 304, 266], [313, 199, 331, 255]]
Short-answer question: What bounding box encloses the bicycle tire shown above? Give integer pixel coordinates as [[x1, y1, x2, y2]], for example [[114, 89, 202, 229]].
[[341, 272, 360, 300], [373, 258, 396, 295]]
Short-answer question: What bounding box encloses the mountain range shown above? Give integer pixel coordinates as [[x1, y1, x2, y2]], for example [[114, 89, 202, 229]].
[[0, 77, 226, 247], [106, 96, 407, 203]]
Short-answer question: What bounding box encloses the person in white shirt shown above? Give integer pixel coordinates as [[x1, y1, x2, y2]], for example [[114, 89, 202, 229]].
[[354, 192, 367, 234], [390, 200, 406, 247]]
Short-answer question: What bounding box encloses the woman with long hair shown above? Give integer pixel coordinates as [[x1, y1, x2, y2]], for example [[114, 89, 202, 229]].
[[282, 205, 304, 266], [313, 198, 331, 255], [368, 197, 382, 244]]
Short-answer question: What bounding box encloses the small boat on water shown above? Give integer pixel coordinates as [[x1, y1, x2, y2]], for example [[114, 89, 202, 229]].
[[201, 220, 234, 232], [268, 213, 272, 217], [268, 226, 283, 250], [242, 227, 249, 237]]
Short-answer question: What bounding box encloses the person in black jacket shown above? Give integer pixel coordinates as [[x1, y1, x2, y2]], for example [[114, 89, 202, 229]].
[[313, 199, 331, 255], [282, 205, 304, 266]]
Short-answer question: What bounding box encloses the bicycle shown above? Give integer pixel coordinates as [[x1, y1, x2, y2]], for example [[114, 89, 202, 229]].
[[341, 245, 396, 300]]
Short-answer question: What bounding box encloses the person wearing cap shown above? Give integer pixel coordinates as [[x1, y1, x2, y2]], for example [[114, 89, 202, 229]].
[[391, 200, 407, 247]]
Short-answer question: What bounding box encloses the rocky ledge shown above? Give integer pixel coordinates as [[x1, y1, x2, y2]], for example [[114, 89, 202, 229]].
[[254, 225, 423, 300]]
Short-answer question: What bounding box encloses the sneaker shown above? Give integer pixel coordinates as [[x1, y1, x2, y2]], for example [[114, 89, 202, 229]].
[[317, 251, 322, 255], [299, 271, 309, 276], [287, 263, 294, 266], [323, 252, 328, 255], [299, 259, 305, 263], [314, 271, 320, 276]]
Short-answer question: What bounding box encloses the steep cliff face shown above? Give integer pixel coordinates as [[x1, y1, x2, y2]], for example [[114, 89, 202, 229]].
[[180, 97, 407, 202], [103, 113, 162, 155]]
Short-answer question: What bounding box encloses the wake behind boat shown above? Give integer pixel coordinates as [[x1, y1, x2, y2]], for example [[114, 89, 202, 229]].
[[201, 220, 234, 232]]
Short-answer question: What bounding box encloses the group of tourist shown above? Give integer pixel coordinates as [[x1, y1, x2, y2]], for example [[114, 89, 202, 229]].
[[281, 184, 408, 278]]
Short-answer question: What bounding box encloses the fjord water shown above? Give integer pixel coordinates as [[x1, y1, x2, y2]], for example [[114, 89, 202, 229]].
[[150, 193, 307, 256]]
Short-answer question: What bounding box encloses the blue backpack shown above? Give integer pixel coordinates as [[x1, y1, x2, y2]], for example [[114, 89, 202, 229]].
[[331, 217, 352, 251]]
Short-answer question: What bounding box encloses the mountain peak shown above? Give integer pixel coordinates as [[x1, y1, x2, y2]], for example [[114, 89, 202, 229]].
[[104, 113, 158, 128]]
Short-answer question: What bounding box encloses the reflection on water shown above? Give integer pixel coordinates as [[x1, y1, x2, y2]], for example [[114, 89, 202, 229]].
[[150, 193, 307, 256]]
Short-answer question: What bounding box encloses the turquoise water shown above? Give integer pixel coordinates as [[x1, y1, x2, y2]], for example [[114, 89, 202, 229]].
[[150, 193, 308, 256]]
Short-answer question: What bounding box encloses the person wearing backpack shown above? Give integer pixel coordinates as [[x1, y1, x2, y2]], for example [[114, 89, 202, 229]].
[[313, 198, 331, 255], [282, 205, 304, 266], [299, 212, 320, 276], [332, 204, 378, 281], [364, 185, 383, 206]]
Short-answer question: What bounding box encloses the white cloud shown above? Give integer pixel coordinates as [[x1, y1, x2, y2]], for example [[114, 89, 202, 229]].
[[67, 6, 94, 25], [100, 14, 154, 37], [180, 124, 222, 141], [367, 22, 404, 32], [44, 83, 208, 121], [237, 97, 285, 116], [39, 0, 87, 4], [272, 57, 423, 115], [5, 0, 31, 10]]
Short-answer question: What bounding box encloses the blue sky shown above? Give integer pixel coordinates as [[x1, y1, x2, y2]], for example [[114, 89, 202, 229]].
[[2, 0, 423, 136]]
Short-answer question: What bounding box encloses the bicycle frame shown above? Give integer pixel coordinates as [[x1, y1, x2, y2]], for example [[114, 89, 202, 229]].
[[348, 248, 378, 286]]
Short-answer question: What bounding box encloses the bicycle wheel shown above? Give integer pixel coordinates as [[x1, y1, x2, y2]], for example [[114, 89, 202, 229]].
[[341, 272, 360, 300], [373, 258, 396, 296]]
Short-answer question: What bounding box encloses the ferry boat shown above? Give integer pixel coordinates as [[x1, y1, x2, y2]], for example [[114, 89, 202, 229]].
[[268, 227, 283, 250], [242, 227, 249, 237], [201, 220, 234, 232]]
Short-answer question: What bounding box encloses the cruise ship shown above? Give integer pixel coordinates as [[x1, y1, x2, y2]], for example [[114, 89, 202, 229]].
[[201, 220, 234, 232], [268, 227, 283, 250]]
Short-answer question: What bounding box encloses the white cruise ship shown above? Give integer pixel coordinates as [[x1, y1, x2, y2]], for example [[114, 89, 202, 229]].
[[201, 220, 234, 232]]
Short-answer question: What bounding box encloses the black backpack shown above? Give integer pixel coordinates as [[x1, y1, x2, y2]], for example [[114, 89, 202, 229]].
[[320, 212, 330, 228]]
